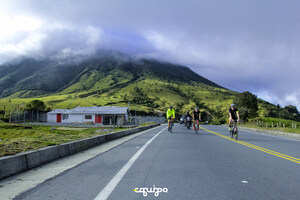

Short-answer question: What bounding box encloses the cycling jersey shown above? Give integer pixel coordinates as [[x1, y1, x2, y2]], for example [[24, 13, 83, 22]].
[[193, 110, 201, 120], [166, 108, 175, 119], [229, 108, 239, 120]]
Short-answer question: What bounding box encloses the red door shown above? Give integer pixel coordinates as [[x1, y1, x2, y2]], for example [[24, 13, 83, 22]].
[[57, 113, 62, 123], [95, 114, 102, 123]]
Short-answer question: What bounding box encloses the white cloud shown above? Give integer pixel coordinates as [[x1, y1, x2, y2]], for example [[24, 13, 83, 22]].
[[0, 0, 300, 109]]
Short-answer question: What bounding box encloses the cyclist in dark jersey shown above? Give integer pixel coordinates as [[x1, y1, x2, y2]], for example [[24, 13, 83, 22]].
[[228, 104, 240, 131], [193, 107, 201, 130]]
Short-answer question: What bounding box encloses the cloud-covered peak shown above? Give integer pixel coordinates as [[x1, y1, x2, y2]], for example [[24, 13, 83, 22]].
[[0, 0, 299, 109]]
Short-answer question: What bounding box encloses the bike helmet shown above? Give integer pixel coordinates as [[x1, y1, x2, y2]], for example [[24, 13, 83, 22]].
[[169, 105, 173, 109], [230, 104, 236, 108], [195, 107, 199, 110]]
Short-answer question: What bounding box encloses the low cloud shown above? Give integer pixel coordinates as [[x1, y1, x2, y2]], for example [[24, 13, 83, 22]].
[[0, 0, 299, 109]]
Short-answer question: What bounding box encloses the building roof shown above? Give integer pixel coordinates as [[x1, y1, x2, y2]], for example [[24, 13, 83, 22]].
[[48, 106, 129, 115]]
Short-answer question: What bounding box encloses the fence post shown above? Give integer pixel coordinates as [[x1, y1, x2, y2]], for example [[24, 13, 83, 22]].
[[266, 122, 268, 128], [292, 123, 294, 129], [272, 122, 273, 128], [283, 123, 285, 128], [276, 123, 278, 128]]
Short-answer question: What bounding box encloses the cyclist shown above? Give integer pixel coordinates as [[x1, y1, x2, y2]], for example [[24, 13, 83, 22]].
[[166, 106, 175, 129], [228, 104, 240, 131], [193, 107, 201, 130], [184, 111, 192, 126]]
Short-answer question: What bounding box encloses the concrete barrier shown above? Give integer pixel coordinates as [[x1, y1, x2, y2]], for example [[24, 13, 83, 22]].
[[0, 124, 159, 180], [0, 154, 27, 180]]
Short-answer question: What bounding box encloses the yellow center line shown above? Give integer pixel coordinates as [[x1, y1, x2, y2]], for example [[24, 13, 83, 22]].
[[200, 126, 300, 164]]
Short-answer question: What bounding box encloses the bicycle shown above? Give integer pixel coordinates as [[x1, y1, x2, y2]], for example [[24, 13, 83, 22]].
[[230, 120, 238, 140], [194, 119, 200, 135], [168, 118, 174, 133]]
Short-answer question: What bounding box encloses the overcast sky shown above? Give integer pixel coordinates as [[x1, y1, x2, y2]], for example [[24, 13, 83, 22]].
[[0, 0, 300, 109]]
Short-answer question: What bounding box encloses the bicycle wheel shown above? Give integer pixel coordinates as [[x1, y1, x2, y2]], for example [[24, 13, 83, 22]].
[[235, 127, 238, 140], [195, 122, 199, 135]]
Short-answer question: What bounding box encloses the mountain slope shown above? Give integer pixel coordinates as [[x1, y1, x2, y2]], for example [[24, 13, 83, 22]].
[[0, 52, 235, 119], [0, 53, 222, 98]]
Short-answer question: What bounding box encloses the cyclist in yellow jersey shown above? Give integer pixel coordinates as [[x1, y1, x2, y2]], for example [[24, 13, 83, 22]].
[[166, 106, 175, 129]]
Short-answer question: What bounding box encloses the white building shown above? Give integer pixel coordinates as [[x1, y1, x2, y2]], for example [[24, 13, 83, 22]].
[[47, 106, 129, 125]]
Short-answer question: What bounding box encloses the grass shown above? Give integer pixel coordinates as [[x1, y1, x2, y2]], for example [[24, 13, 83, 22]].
[[240, 124, 300, 134], [140, 122, 157, 126], [0, 123, 128, 157], [240, 117, 300, 134]]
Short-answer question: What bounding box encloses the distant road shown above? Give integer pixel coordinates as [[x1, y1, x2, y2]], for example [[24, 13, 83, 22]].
[[14, 124, 300, 200]]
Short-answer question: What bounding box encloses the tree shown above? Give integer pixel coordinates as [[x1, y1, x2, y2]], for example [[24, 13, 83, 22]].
[[25, 100, 47, 111], [234, 91, 258, 121], [284, 105, 299, 114]]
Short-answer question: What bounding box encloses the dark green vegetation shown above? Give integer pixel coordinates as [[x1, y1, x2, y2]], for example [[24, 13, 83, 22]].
[[0, 51, 299, 123], [25, 99, 50, 111], [0, 122, 126, 157]]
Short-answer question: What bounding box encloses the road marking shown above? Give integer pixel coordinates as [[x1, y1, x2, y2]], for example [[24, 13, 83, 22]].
[[200, 126, 300, 164], [94, 126, 167, 200]]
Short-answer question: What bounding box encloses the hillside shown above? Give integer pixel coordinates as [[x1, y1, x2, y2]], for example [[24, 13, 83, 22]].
[[1, 51, 298, 123], [0, 52, 221, 98], [0, 52, 236, 117]]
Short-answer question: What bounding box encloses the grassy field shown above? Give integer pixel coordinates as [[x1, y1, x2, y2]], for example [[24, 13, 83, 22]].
[[0, 123, 127, 157], [240, 117, 300, 134], [240, 124, 300, 134]]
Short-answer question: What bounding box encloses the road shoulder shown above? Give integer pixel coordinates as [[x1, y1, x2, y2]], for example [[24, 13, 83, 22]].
[[0, 125, 162, 200]]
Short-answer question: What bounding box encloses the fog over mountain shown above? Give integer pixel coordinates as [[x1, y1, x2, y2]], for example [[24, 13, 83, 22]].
[[0, 0, 299, 109]]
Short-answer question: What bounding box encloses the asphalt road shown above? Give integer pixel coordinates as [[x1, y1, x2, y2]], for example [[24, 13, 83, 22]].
[[14, 124, 300, 200]]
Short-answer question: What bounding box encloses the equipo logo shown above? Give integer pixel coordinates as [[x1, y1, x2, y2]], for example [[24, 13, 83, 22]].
[[133, 185, 168, 197]]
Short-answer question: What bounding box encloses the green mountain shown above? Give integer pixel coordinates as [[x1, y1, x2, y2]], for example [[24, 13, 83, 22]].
[[2, 51, 296, 123], [0, 52, 234, 117]]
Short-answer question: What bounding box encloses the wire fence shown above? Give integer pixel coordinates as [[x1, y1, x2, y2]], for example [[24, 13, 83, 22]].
[[1, 109, 165, 128], [1, 110, 47, 123], [130, 115, 166, 126], [240, 120, 299, 129]]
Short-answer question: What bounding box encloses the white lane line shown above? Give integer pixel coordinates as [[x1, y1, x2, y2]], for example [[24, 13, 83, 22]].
[[94, 126, 167, 200]]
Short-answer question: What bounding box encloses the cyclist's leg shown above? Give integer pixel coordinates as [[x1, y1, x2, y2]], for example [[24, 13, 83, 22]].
[[168, 117, 171, 128], [234, 120, 238, 132], [228, 118, 232, 130], [196, 120, 199, 130]]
